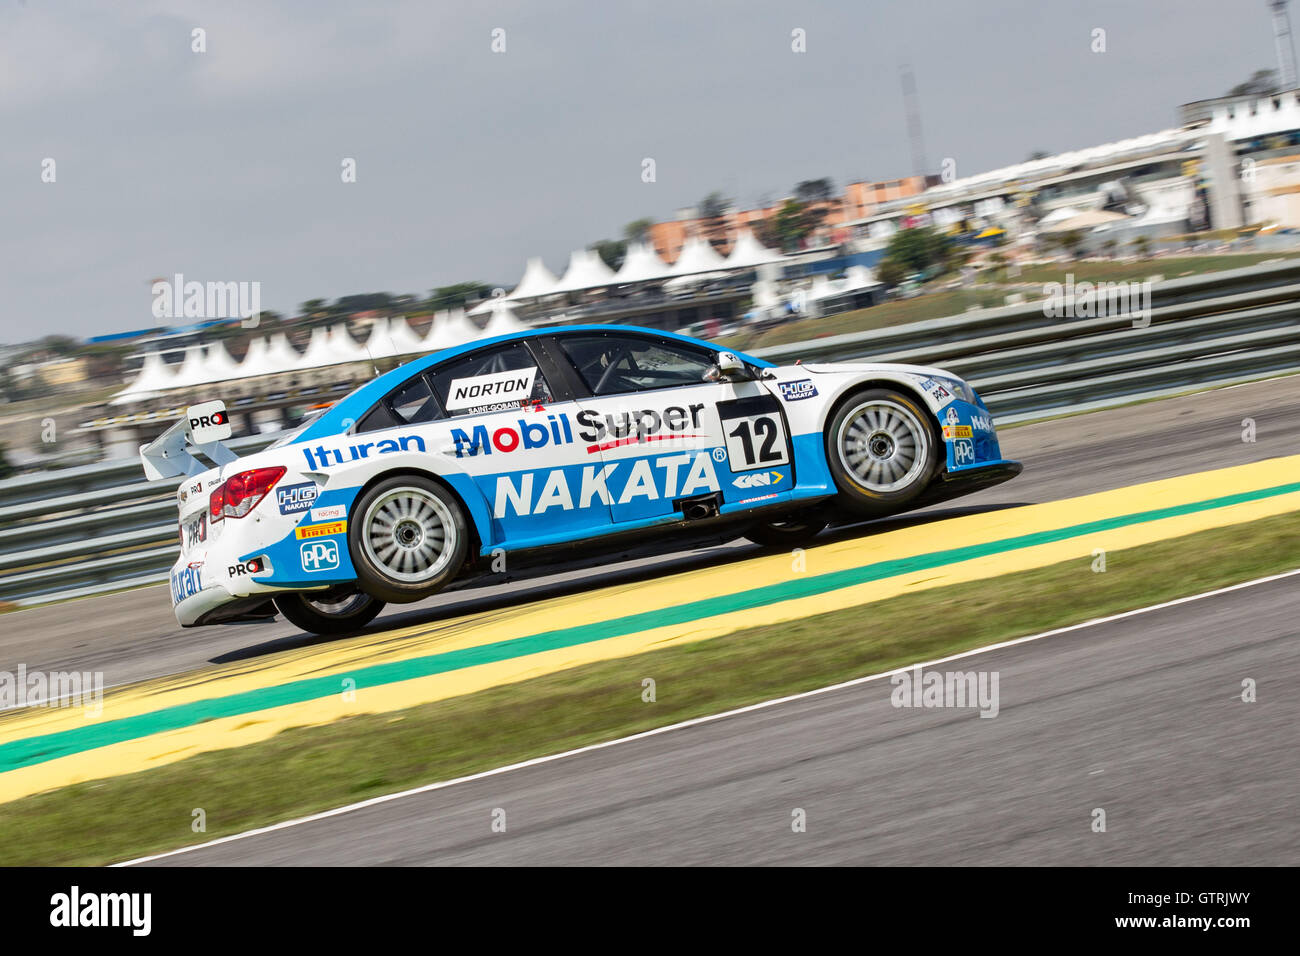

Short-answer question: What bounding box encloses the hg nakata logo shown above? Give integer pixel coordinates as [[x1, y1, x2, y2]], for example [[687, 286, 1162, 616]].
[[301, 540, 340, 572]]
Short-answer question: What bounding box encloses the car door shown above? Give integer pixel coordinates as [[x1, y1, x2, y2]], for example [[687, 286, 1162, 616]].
[[359, 339, 611, 551], [548, 330, 796, 528]]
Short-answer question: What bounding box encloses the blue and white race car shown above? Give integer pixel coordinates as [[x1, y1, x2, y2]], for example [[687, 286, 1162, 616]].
[[145, 325, 1021, 634]]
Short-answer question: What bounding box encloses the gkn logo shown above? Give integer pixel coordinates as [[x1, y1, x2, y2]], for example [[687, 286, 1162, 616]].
[[733, 470, 785, 489], [301, 540, 340, 572]]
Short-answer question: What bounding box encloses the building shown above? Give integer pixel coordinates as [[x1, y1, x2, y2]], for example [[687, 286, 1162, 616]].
[[646, 177, 930, 262]]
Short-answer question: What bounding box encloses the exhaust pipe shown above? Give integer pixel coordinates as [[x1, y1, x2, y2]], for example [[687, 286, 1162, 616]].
[[677, 492, 722, 521]]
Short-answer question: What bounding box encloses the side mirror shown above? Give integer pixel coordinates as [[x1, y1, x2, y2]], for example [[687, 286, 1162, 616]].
[[704, 351, 755, 383]]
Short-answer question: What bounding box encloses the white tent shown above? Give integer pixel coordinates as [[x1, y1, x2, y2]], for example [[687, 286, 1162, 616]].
[[324, 323, 370, 365], [669, 236, 728, 276], [171, 344, 209, 388], [265, 332, 301, 370], [843, 265, 877, 290], [750, 278, 781, 311], [386, 316, 427, 355], [663, 271, 728, 292], [296, 326, 335, 369], [551, 249, 617, 294], [809, 274, 835, 301], [479, 300, 528, 337], [233, 337, 277, 378], [724, 229, 782, 269], [197, 341, 243, 383], [506, 257, 559, 300], [613, 242, 669, 284], [110, 350, 178, 404], [424, 307, 481, 351], [467, 295, 504, 316], [361, 317, 399, 359]]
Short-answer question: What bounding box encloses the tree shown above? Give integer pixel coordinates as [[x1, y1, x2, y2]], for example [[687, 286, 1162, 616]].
[[769, 199, 815, 252], [883, 225, 954, 276], [589, 239, 628, 271], [793, 178, 837, 239], [875, 257, 907, 288], [987, 251, 1008, 281], [1132, 235, 1152, 259], [334, 292, 396, 315], [1056, 229, 1085, 259], [0, 443, 15, 480], [299, 299, 328, 318], [794, 178, 835, 204], [426, 282, 492, 311], [1226, 69, 1278, 97], [698, 191, 729, 220], [623, 218, 654, 243], [1027, 150, 1051, 162], [697, 191, 730, 245]]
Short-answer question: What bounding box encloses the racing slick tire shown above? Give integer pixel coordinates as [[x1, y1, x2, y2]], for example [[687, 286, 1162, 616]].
[[825, 387, 941, 516], [349, 474, 471, 604], [274, 586, 385, 636], [742, 509, 830, 547]]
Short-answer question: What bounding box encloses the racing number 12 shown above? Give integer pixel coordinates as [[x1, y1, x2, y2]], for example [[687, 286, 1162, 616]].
[[725, 414, 789, 469]]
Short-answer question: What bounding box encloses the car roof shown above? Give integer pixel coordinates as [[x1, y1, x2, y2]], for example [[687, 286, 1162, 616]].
[[290, 323, 770, 446]]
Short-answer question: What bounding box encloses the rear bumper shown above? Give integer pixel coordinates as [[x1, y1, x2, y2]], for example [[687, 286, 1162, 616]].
[[174, 584, 238, 627], [175, 586, 279, 627]]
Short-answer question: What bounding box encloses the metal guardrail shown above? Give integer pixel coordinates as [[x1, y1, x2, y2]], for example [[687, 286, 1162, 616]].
[[753, 258, 1300, 421], [3, 259, 1299, 607]]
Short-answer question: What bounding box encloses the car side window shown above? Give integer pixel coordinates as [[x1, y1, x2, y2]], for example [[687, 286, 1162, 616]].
[[556, 334, 715, 395], [356, 372, 443, 433], [429, 341, 554, 417], [389, 375, 442, 424]]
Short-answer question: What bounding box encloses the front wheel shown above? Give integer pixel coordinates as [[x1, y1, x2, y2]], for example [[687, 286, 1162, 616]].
[[349, 475, 470, 604], [826, 388, 940, 515], [274, 586, 384, 635], [743, 510, 829, 547]]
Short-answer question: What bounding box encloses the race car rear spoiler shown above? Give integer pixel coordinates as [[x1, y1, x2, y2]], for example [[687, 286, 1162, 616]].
[[139, 400, 238, 481]]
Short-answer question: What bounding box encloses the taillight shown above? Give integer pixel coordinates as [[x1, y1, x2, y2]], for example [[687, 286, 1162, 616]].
[[210, 466, 286, 520], [209, 483, 227, 522]]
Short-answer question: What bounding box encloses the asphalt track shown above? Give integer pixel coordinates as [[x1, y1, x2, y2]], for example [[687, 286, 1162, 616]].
[[144, 572, 1300, 866], [3, 374, 1298, 690]]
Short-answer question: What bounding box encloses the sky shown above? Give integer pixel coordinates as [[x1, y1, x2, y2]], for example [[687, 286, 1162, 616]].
[[0, 0, 1286, 340]]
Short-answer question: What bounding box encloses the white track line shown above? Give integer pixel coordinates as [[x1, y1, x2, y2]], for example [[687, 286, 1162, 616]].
[[115, 566, 1300, 866]]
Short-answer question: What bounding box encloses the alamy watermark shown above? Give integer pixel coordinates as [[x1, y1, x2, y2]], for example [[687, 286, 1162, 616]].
[[0, 666, 104, 717], [890, 665, 1000, 718], [151, 272, 261, 327], [1043, 273, 1152, 328]]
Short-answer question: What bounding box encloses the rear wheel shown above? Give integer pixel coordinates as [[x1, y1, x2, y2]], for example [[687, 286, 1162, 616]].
[[826, 388, 940, 515], [349, 475, 470, 604], [274, 586, 384, 635]]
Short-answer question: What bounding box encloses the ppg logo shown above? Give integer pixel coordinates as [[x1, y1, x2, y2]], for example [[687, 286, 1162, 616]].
[[301, 540, 340, 572], [953, 439, 976, 466]]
